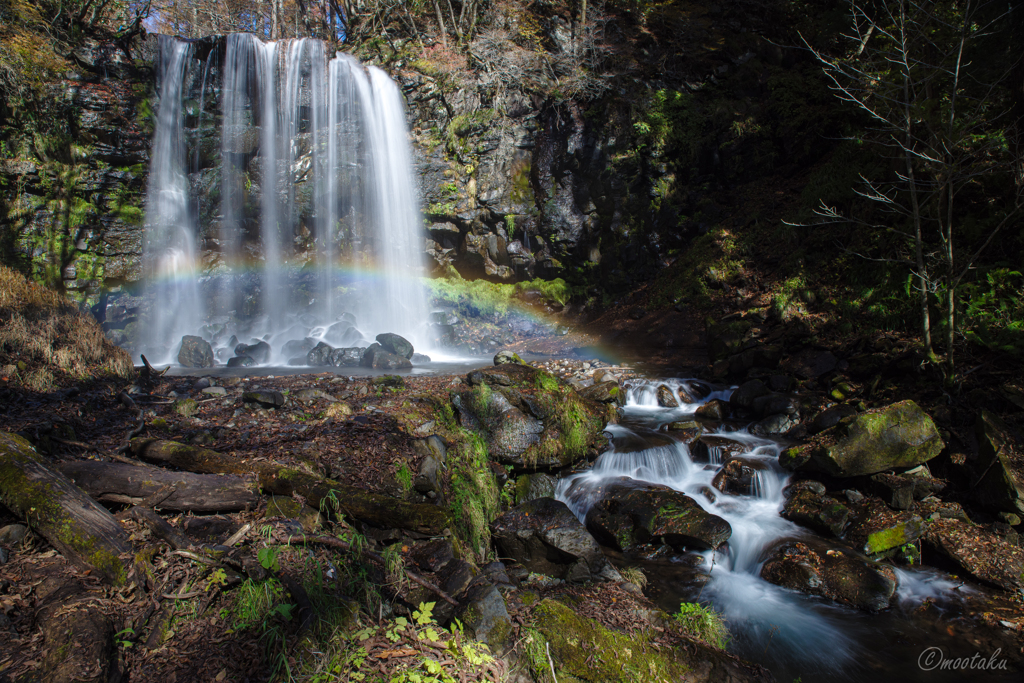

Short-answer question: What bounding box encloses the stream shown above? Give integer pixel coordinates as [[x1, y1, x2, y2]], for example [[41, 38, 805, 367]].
[[556, 379, 1021, 682]]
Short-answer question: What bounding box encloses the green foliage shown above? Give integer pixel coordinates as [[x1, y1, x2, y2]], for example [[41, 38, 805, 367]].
[[316, 603, 495, 683], [959, 268, 1024, 355], [396, 461, 414, 493], [633, 89, 703, 159], [426, 274, 573, 320], [674, 602, 729, 649], [173, 398, 199, 417], [257, 546, 283, 572], [447, 429, 499, 560]]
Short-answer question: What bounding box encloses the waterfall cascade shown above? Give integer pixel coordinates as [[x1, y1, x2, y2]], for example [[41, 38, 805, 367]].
[[141, 33, 430, 366], [556, 379, 1001, 682]]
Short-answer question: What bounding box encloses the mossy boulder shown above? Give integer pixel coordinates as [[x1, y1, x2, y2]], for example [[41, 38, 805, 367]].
[[973, 410, 1024, 516], [781, 482, 850, 537], [760, 538, 898, 612], [781, 400, 943, 477], [452, 364, 606, 469], [844, 497, 927, 555], [583, 478, 731, 552], [524, 598, 771, 682]]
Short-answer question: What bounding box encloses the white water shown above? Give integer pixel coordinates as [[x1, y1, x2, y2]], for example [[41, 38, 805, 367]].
[[141, 34, 432, 366], [142, 36, 200, 362], [555, 378, 983, 679]]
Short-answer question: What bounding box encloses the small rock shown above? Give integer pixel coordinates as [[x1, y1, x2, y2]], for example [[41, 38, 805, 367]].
[[0, 524, 28, 546], [227, 356, 255, 368], [243, 390, 285, 408], [729, 379, 769, 413], [493, 350, 523, 365], [193, 377, 212, 392], [657, 385, 680, 408], [411, 353, 432, 364], [414, 456, 441, 493], [515, 473, 557, 504], [202, 386, 227, 396], [695, 399, 729, 420]]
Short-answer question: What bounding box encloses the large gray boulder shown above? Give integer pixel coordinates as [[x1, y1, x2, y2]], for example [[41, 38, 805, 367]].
[[581, 477, 732, 552], [780, 400, 943, 477], [490, 497, 620, 583], [361, 343, 412, 369], [178, 335, 213, 368], [375, 333, 414, 359]]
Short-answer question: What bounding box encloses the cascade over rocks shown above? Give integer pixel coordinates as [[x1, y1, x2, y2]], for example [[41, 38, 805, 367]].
[[779, 400, 944, 477]]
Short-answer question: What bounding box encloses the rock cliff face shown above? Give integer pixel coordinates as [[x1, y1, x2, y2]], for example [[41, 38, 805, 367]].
[[0, 35, 158, 306], [2, 3, 835, 327]]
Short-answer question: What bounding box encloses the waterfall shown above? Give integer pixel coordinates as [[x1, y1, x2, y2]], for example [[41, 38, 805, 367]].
[[142, 36, 200, 364], [140, 33, 431, 365]]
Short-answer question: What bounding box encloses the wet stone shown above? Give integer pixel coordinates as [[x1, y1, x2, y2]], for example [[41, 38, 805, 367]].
[[227, 356, 255, 368], [712, 457, 769, 496], [760, 538, 898, 612], [695, 398, 729, 420], [178, 335, 214, 368], [584, 478, 732, 552], [781, 487, 850, 537]]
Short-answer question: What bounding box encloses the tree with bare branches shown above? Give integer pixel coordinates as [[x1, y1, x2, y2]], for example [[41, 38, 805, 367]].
[[796, 0, 1022, 374]]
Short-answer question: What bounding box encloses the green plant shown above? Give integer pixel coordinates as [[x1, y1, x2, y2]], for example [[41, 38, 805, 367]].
[[674, 602, 729, 649], [396, 461, 413, 493]]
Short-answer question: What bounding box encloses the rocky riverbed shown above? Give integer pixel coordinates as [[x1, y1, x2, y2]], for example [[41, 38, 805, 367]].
[[1, 335, 1022, 682]]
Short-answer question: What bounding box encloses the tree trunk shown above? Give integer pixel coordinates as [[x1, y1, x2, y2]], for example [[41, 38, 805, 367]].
[[433, 0, 448, 46], [271, 0, 279, 39], [60, 460, 257, 513], [130, 439, 449, 534], [35, 582, 119, 683], [0, 433, 132, 585]]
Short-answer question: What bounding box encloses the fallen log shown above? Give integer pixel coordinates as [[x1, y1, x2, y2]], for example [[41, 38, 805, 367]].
[[118, 506, 193, 550], [60, 460, 257, 513], [130, 438, 449, 535], [35, 581, 120, 683], [0, 432, 132, 585]]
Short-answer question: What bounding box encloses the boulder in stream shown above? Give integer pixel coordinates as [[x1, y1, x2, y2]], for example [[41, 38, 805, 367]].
[[375, 332, 414, 359], [760, 538, 898, 612], [781, 482, 850, 537], [307, 341, 335, 366], [490, 497, 619, 583], [177, 335, 214, 367], [583, 477, 732, 552], [361, 343, 412, 369], [779, 400, 943, 477], [235, 340, 270, 363]]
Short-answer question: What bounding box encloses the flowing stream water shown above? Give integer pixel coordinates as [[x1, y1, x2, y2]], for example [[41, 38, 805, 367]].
[[557, 379, 1020, 682], [141, 34, 431, 366]]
